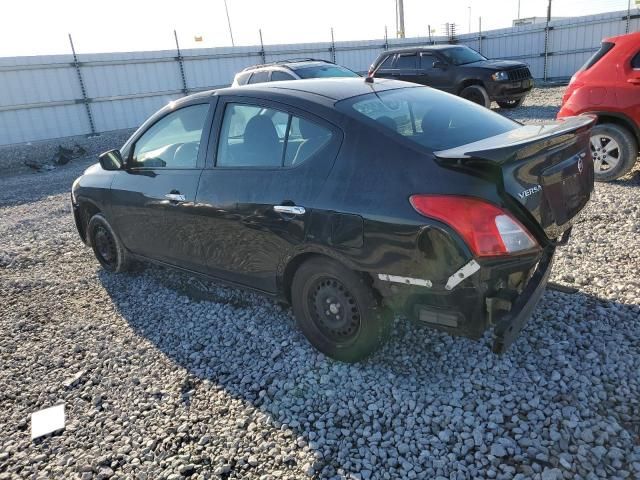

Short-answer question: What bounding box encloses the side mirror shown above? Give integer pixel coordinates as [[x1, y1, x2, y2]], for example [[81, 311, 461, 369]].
[[99, 149, 124, 171], [433, 61, 447, 69]]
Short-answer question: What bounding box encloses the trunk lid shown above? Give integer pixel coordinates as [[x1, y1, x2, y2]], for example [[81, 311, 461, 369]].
[[435, 116, 596, 240]]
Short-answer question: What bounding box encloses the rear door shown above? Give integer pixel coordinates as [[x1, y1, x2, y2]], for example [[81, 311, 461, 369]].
[[110, 101, 214, 264], [194, 97, 342, 292]]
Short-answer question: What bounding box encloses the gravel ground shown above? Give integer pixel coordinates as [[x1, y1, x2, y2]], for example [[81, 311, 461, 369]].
[[1, 87, 640, 480]]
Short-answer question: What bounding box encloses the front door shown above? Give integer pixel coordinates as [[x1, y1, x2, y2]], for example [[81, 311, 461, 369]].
[[420, 53, 454, 92], [110, 102, 213, 266], [194, 98, 341, 292]]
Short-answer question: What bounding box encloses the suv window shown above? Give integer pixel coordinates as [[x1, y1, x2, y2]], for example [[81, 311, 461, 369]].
[[132, 104, 209, 168], [217, 103, 333, 167], [378, 55, 394, 70], [632, 51, 640, 69], [248, 70, 269, 84], [396, 54, 417, 69], [337, 86, 517, 151], [420, 53, 436, 69], [271, 71, 296, 81], [235, 71, 252, 85], [581, 42, 614, 71]]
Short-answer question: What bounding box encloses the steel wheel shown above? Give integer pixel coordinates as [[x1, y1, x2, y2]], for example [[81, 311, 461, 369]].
[[93, 225, 117, 266], [590, 134, 620, 174], [308, 277, 361, 344]]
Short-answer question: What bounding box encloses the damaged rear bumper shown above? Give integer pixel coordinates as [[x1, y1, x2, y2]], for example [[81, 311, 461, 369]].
[[374, 246, 556, 353]]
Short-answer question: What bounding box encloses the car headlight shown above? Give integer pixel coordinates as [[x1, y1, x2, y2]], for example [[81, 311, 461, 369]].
[[491, 71, 509, 81]]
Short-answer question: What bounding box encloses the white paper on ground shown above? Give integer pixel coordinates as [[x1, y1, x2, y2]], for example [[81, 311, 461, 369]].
[[31, 403, 65, 440]]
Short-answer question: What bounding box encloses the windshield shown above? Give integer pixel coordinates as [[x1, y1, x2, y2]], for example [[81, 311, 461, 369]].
[[440, 46, 487, 65], [295, 64, 360, 79], [336, 87, 518, 151]]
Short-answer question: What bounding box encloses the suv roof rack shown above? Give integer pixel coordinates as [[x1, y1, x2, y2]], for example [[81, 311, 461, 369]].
[[242, 58, 335, 72]]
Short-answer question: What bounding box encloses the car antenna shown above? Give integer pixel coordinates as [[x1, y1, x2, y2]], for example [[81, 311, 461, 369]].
[[364, 76, 374, 84]]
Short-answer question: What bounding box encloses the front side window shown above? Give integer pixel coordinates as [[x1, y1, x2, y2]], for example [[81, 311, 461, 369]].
[[337, 86, 518, 151], [216, 103, 333, 168], [132, 104, 209, 168], [420, 54, 435, 70], [440, 46, 486, 66], [294, 64, 359, 79], [396, 54, 417, 69], [271, 71, 296, 81]]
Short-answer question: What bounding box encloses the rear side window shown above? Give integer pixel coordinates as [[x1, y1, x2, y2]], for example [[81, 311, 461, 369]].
[[235, 72, 252, 85], [632, 51, 640, 69], [378, 55, 394, 70], [216, 104, 333, 167], [248, 71, 269, 84], [336, 87, 518, 151], [396, 54, 417, 69], [581, 42, 614, 71]]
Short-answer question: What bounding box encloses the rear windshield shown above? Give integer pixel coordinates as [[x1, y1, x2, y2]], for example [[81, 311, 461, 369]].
[[336, 87, 518, 151], [581, 42, 614, 71], [440, 46, 487, 66], [295, 64, 360, 79]]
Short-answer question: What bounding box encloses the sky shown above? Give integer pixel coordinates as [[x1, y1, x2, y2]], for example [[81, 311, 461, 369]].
[[0, 0, 633, 57]]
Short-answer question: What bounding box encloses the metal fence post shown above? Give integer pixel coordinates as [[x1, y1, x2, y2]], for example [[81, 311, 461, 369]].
[[68, 34, 96, 136], [384, 26, 389, 50], [626, 0, 631, 33], [259, 29, 266, 64], [428, 24, 432, 45], [174, 30, 188, 95], [543, 0, 552, 82], [478, 17, 482, 54], [330, 28, 336, 63]]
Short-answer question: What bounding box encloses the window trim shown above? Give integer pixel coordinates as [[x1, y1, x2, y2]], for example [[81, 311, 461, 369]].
[[126, 99, 215, 171], [208, 96, 342, 171]]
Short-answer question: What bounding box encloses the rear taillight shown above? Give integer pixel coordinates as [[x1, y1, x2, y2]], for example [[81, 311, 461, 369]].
[[409, 195, 538, 257]]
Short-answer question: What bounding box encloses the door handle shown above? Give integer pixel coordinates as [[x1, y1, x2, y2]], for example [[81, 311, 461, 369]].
[[165, 193, 186, 202], [273, 205, 305, 215], [627, 78, 640, 85]]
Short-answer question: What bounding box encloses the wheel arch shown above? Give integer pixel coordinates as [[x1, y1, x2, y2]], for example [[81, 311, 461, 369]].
[[457, 78, 486, 95], [278, 248, 377, 305], [588, 111, 640, 146], [76, 199, 102, 245]]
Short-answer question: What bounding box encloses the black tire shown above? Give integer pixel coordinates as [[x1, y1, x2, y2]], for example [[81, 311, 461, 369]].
[[590, 123, 638, 182], [87, 214, 130, 273], [460, 85, 491, 108], [291, 257, 392, 363], [497, 97, 525, 109]]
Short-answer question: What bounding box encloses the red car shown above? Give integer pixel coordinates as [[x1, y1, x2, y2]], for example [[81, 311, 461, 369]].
[[558, 31, 640, 181]]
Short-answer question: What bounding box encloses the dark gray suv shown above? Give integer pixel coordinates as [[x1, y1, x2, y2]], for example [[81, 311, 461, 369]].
[[369, 45, 533, 109]]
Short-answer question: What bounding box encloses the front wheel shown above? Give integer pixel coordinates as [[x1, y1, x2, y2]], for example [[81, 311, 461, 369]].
[[87, 214, 130, 272], [590, 123, 638, 182], [497, 98, 525, 109], [291, 258, 392, 363], [459, 85, 491, 108]]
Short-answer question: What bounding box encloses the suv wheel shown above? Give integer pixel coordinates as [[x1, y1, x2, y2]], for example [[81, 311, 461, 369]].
[[291, 257, 392, 362], [460, 85, 491, 108], [497, 98, 525, 109], [590, 123, 638, 182]]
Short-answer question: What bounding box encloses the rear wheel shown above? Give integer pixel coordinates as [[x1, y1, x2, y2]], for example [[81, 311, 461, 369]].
[[460, 85, 491, 108], [590, 123, 638, 182], [497, 98, 525, 109], [291, 258, 391, 363], [87, 214, 130, 272]]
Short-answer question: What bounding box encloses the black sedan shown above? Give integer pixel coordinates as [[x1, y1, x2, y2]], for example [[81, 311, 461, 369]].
[[72, 78, 594, 362]]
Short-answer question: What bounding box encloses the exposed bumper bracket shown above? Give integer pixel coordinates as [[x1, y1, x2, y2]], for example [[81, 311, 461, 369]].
[[445, 259, 480, 291]]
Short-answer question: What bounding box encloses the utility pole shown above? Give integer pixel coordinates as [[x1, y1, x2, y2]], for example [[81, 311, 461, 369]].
[[396, 0, 405, 38], [468, 5, 471, 34], [223, 0, 235, 46]]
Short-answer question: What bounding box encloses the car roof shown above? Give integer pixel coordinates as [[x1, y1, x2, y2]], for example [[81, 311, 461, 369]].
[[200, 78, 414, 104], [242, 59, 335, 72], [604, 30, 640, 45], [380, 44, 467, 56]]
